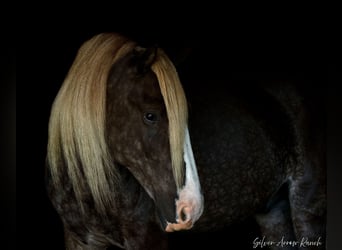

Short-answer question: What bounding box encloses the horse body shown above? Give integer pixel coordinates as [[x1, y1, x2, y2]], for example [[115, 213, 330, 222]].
[[184, 81, 326, 249], [186, 82, 291, 230], [46, 33, 326, 249]]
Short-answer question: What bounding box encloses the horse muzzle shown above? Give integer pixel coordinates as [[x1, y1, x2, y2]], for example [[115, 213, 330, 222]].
[[164, 183, 204, 232], [165, 127, 204, 232], [165, 202, 197, 232]]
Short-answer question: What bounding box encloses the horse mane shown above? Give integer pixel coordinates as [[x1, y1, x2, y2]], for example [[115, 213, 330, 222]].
[[151, 50, 187, 189], [47, 33, 187, 214]]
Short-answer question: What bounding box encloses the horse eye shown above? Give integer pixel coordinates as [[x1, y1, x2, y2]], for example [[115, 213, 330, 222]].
[[144, 112, 158, 124]]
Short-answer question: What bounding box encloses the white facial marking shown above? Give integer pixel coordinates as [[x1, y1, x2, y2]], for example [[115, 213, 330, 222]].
[[176, 127, 204, 223]]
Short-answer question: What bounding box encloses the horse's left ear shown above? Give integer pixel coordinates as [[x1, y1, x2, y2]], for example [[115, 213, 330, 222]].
[[133, 46, 158, 74]]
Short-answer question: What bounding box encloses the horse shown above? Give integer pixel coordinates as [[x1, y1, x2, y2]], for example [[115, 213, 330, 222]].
[[46, 32, 203, 249], [46, 32, 326, 249]]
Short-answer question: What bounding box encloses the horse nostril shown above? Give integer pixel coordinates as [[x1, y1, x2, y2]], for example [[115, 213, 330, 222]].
[[166, 206, 195, 232], [181, 209, 187, 221], [179, 207, 188, 222]]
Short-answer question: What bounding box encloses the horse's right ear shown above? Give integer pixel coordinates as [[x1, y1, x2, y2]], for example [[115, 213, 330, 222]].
[[133, 46, 158, 74]]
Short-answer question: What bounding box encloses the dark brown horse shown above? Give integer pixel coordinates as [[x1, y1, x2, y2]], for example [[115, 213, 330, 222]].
[[46, 33, 203, 249], [46, 33, 326, 249]]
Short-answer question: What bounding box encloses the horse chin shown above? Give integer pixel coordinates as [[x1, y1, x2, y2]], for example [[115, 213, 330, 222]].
[[155, 211, 170, 230], [153, 194, 178, 228]]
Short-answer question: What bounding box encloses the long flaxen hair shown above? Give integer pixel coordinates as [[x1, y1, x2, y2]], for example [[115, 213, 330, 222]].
[[47, 33, 188, 214]]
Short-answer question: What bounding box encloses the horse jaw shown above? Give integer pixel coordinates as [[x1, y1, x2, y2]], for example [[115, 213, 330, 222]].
[[165, 127, 204, 232]]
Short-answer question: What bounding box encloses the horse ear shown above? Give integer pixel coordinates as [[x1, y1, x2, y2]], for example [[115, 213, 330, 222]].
[[133, 46, 158, 74]]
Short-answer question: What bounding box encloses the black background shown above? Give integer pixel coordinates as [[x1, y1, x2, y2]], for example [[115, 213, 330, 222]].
[[12, 6, 341, 250]]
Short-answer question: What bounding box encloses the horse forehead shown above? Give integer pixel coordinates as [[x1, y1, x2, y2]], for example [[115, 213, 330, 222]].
[[108, 66, 161, 101], [133, 71, 163, 101]]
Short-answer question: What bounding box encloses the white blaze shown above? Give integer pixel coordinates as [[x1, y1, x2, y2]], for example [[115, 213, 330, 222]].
[[176, 127, 204, 223]]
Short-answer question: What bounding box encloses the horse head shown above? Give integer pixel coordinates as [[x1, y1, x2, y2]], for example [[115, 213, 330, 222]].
[[106, 42, 204, 231], [47, 33, 203, 233]]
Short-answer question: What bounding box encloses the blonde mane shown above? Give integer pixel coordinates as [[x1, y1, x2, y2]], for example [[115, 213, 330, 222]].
[[152, 50, 188, 189], [47, 33, 187, 214]]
